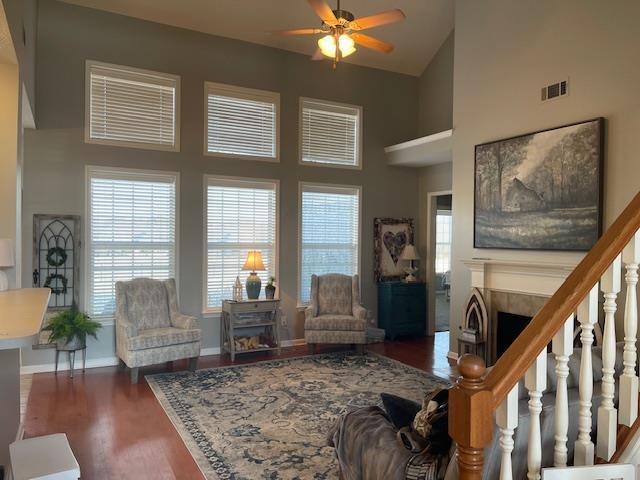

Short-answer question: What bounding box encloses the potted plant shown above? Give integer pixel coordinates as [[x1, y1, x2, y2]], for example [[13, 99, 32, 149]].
[[43, 305, 102, 350], [265, 276, 276, 300]]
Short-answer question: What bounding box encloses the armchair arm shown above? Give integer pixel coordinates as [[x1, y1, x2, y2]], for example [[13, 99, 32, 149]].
[[116, 318, 138, 339], [171, 313, 199, 330], [352, 303, 368, 322], [304, 306, 315, 321], [115, 282, 138, 338]]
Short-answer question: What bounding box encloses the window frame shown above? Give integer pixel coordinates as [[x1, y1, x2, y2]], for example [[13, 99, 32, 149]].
[[84, 165, 180, 321], [203, 82, 280, 163], [298, 97, 363, 170], [202, 174, 280, 315], [297, 181, 362, 306], [435, 209, 452, 274], [84, 60, 181, 152]]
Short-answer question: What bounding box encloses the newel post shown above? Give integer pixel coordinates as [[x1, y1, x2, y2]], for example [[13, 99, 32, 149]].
[[449, 354, 494, 480]]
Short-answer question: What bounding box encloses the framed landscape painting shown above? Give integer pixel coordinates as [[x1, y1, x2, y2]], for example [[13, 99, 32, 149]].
[[474, 118, 604, 251]]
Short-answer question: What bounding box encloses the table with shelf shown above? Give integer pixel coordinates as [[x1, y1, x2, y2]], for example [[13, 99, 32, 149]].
[[221, 299, 281, 361]]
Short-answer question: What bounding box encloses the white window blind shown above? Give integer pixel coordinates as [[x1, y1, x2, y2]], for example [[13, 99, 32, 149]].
[[87, 61, 179, 150], [299, 184, 360, 303], [205, 177, 278, 311], [87, 167, 177, 318], [301, 98, 361, 168], [205, 82, 279, 160], [435, 210, 452, 274]]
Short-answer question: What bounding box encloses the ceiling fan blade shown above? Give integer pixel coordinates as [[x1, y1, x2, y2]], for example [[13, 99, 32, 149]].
[[311, 48, 325, 61], [351, 32, 394, 54], [271, 28, 323, 36], [349, 9, 405, 31], [308, 0, 338, 26]]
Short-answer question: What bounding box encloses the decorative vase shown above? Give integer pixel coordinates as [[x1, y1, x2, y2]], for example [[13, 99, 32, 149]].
[[245, 272, 262, 300], [265, 286, 275, 300], [56, 336, 85, 351]]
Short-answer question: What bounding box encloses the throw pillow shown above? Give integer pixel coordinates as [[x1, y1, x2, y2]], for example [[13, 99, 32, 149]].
[[380, 393, 422, 430]]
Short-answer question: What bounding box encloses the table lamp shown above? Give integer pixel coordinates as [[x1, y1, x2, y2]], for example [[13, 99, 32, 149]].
[[242, 250, 265, 300], [0, 238, 15, 291], [400, 244, 420, 283]]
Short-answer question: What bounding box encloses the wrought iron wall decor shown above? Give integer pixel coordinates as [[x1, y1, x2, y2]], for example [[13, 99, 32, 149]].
[[33, 215, 81, 310]]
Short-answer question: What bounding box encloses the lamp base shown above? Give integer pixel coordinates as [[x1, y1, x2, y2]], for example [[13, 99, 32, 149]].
[[245, 272, 262, 300], [0, 270, 8, 291]]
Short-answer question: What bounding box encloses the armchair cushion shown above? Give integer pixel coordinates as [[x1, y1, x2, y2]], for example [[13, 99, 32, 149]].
[[317, 274, 353, 316], [171, 313, 199, 330], [305, 314, 366, 332], [124, 279, 171, 330], [125, 327, 201, 351]]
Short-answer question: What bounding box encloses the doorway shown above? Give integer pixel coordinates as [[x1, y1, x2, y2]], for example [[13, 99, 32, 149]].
[[427, 192, 452, 334]]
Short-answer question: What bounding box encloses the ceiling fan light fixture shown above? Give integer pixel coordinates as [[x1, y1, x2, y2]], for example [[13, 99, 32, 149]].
[[338, 34, 356, 57], [317, 33, 356, 58], [317, 34, 336, 57]]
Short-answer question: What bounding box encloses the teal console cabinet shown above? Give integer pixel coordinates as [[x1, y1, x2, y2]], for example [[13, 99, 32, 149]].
[[377, 282, 427, 340]]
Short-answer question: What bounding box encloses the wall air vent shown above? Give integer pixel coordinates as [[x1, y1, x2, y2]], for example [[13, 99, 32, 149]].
[[541, 79, 569, 102]]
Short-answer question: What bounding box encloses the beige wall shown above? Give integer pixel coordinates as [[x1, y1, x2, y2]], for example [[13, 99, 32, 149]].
[[418, 30, 454, 137], [21, 1, 421, 366], [0, 63, 19, 288], [450, 0, 640, 354]]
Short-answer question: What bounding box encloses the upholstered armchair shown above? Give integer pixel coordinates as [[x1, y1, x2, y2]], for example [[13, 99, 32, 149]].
[[304, 274, 368, 354], [115, 278, 201, 383]]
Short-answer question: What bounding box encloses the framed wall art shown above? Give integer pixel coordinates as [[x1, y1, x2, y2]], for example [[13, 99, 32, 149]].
[[374, 217, 414, 282], [33, 214, 81, 310], [474, 117, 604, 251]]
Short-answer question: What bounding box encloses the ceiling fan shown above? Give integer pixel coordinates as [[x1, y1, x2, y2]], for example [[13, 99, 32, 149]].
[[272, 0, 405, 68]]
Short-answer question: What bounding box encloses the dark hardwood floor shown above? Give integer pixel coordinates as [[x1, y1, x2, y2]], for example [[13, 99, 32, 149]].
[[24, 332, 454, 480]]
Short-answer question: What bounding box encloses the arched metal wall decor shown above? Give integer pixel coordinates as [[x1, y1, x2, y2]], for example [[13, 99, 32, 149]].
[[33, 214, 81, 310]]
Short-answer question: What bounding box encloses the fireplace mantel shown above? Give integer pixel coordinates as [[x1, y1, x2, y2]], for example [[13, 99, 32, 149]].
[[462, 258, 577, 297]]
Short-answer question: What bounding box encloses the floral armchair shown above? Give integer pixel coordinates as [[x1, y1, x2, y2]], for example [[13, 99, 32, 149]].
[[304, 274, 368, 354], [115, 278, 201, 383]]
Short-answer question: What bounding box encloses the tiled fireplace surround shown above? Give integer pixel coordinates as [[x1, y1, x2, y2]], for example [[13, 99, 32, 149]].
[[462, 259, 576, 365]]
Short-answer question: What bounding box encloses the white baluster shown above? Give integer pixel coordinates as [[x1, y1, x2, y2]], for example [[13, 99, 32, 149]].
[[620, 233, 640, 426], [497, 383, 519, 480], [552, 316, 573, 467], [526, 349, 547, 480], [574, 284, 599, 466], [597, 254, 622, 460]]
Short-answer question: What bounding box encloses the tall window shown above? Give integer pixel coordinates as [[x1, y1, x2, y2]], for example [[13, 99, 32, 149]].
[[300, 97, 362, 169], [299, 183, 360, 303], [435, 210, 452, 274], [205, 82, 279, 161], [86, 61, 180, 150], [87, 167, 178, 318], [205, 176, 278, 312]]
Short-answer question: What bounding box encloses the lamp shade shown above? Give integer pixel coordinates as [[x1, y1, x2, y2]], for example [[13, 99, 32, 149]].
[[400, 244, 420, 261], [242, 250, 265, 272], [0, 239, 15, 267]]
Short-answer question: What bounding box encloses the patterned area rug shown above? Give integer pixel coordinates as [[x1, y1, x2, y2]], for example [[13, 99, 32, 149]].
[[147, 352, 449, 480]]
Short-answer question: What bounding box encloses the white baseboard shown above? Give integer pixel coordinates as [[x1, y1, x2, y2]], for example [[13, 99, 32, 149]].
[[281, 338, 305, 347], [200, 347, 221, 356], [447, 350, 459, 361], [21, 355, 120, 374]]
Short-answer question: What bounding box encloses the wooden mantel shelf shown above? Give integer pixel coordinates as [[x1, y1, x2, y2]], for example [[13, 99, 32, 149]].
[[0, 288, 50, 349], [384, 129, 453, 167]]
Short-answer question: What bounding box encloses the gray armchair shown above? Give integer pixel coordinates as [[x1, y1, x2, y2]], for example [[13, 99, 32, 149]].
[[304, 274, 368, 354], [115, 278, 201, 383]]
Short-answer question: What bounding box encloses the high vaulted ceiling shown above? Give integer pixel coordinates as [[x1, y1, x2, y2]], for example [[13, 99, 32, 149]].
[[60, 0, 454, 76]]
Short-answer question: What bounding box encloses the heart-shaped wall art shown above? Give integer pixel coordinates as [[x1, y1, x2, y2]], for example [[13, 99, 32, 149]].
[[383, 230, 407, 265]]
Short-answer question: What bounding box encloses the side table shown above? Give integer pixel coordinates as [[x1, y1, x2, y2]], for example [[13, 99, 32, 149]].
[[221, 299, 281, 361]]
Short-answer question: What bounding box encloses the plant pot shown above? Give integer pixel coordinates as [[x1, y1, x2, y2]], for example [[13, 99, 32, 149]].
[[265, 286, 276, 300], [56, 336, 86, 351]]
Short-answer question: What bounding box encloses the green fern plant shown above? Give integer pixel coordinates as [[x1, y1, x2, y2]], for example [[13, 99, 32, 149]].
[[43, 305, 102, 346]]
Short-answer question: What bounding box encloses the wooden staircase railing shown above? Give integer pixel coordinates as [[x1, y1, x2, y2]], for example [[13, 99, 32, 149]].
[[449, 191, 640, 479]]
